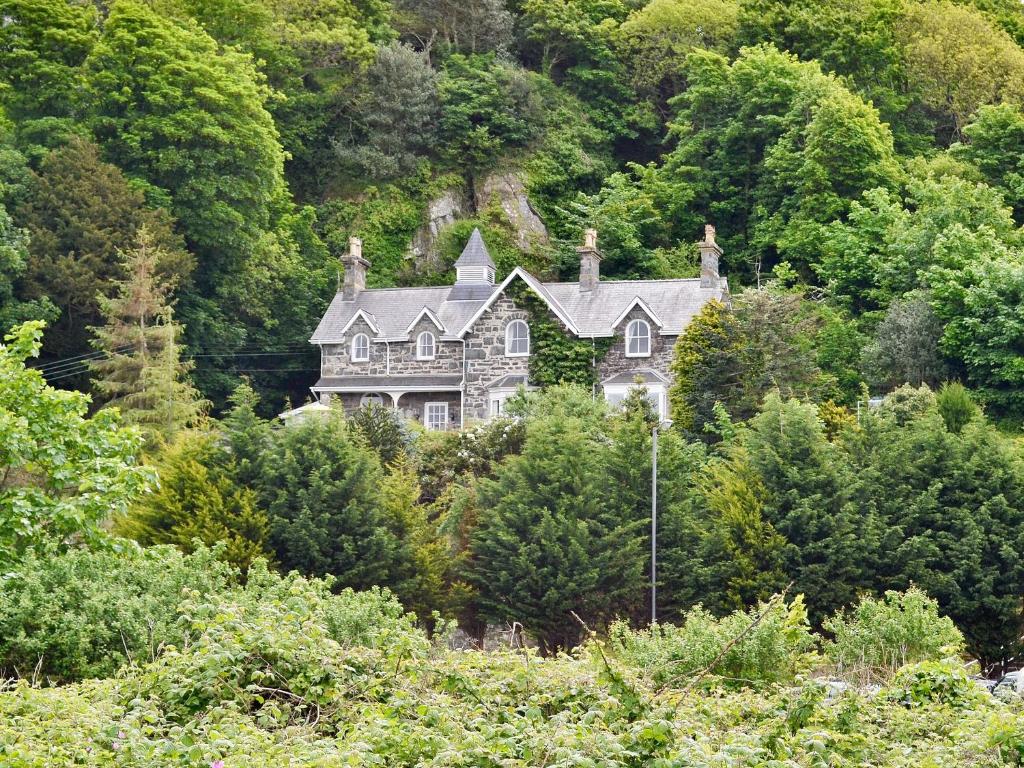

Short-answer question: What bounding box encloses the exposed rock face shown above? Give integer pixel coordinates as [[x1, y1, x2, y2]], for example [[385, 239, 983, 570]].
[[406, 171, 548, 268], [473, 170, 549, 251], [408, 187, 466, 268]]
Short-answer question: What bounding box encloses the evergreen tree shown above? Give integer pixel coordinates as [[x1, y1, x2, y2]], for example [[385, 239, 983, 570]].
[[848, 402, 1024, 665], [469, 388, 646, 653], [18, 137, 190, 366], [89, 227, 206, 447], [117, 432, 271, 572], [742, 393, 881, 620], [669, 299, 744, 435], [220, 381, 273, 489], [335, 42, 440, 180], [260, 414, 411, 591]]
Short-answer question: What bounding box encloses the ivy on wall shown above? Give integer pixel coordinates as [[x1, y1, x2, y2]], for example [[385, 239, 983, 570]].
[[506, 281, 614, 388]]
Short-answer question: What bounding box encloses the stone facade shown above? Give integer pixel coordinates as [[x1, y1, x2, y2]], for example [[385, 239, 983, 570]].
[[597, 305, 678, 384], [319, 298, 681, 425], [321, 315, 461, 378], [463, 295, 531, 420]]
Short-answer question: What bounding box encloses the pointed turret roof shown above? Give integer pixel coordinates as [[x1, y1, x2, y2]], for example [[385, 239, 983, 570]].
[[453, 228, 496, 269]]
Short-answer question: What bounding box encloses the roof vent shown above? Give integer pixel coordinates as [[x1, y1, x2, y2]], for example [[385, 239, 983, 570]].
[[453, 228, 496, 285]]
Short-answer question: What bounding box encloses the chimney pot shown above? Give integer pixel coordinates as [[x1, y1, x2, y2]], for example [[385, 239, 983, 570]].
[[341, 236, 370, 300], [699, 223, 723, 288], [577, 229, 602, 293]]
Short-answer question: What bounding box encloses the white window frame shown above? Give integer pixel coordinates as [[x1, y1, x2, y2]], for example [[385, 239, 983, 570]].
[[424, 401, 448, 431], [416, 331, 436, 360], [625, 319, 652, 358], [360, 393, 384, 407], [603, 383, 666, 420], [351, 333, 370, 362], [505, 320, 530, 357]]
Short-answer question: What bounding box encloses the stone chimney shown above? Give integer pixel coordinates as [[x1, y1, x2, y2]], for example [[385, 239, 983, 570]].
[[577, 228, 602, 293], [699, 224, 722, 288], [341, 236, 370, 300]]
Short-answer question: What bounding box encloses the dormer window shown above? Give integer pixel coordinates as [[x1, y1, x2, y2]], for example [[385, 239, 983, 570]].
[[417, 331, 436, 360], [352, 333, 370, 362], [626, 319, 651, 357], [505, 320, 530, 357]]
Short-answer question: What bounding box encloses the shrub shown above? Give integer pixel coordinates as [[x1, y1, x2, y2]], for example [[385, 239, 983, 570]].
[[886, 660, 978, 708], [134, 566, 428, 727], [608, 594, 817, 688], [823, 588, 965, 681], [0, 544, 235, 683]]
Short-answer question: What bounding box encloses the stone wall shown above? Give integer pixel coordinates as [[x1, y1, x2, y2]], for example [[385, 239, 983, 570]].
[[597, 305, 677, 385], [320, 315, 462, 378], [463, 294, 531, 420]]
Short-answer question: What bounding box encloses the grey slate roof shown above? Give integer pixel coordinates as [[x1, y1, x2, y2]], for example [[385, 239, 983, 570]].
[[544, 278, 729, 336], [453, 228, 496, 269], [485, 373, 531, 390], [315, 374, 463, 390], [310, 271, 729, 343], [602, 369, 669, 385]]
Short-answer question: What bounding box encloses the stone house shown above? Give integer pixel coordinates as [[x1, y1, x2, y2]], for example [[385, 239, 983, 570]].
[[303, 226, 729, 430]]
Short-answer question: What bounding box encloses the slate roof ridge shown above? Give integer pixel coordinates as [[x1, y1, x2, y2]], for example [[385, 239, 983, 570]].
[[542, 277, 705, 287]]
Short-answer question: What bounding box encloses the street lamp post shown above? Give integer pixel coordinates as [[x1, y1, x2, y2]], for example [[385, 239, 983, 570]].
[[651, 418, 672, 626]]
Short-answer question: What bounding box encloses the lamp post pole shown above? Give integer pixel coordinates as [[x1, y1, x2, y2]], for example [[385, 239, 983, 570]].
[[651, 423, 658, 625]]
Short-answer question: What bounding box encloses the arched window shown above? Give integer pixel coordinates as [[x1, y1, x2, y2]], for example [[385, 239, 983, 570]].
[[417, 331, 436, 360], [505, 320, 530, 357], [360, 393, 384, 407], [351, 333, 370, 361], [626, 319, 651, 357]]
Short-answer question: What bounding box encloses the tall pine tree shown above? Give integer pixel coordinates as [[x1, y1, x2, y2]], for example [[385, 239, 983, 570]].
[[89, 226, 205, 447]]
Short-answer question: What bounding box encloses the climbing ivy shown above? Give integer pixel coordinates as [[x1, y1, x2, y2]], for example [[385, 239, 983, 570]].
[[506, 281, 614, 388]]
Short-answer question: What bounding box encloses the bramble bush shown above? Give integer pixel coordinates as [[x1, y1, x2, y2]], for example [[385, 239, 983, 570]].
[[0, 544, 233, 683], [608, 594, 817, 688], [824, 587, 965, 681]]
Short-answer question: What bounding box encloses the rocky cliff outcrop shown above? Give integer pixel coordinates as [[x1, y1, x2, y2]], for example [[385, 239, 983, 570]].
[[406, 170, 548, 267]]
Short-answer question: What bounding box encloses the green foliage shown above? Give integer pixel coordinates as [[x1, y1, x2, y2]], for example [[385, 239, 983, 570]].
[[936, 381, 980, 434], [116, 432, 271, 572], [335, 42, 439, 180], [862, 292, 950, 391], [89, 226, 206, 447], [955, 103, 1024, 222], [669, 299, 742, 433], [0, 199, 55, 333], [437, 53, 545, 173], [824, 588, 965, 680], [506, 280, 613, 388], [617, 0, 740, 100], [0, 0, 97, 152], [85, 0, 285, 287], [608, 594, 816, 688], [259, 413, 413, 592], [669, 291, 823, 435], [469, 385, 645, 653], [0, 321, 150, 564], [886, 659, 979, 708], [899, 1, 1024, 139], [0, 544, 234, 682], [662, 43, 900, 279], [17, 136, 190, 369], [348, 402, 414, 466]]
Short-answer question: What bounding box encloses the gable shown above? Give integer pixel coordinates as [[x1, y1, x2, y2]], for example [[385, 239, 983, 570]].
[[456, 267, 578, 338]]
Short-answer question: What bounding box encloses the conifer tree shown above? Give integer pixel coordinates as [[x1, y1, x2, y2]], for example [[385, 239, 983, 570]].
[[89, 226, 205, 447], [469, 388, 646, 653], [116, 432, 270, 572]]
